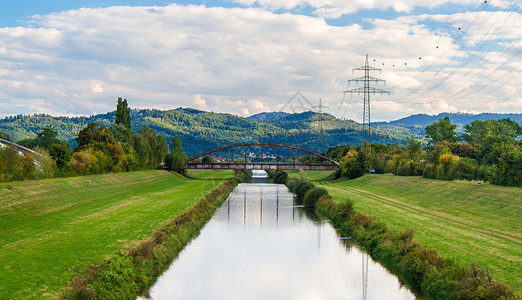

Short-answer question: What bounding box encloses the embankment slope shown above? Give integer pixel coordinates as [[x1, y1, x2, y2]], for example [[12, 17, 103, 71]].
[[319, 174, 522, 294], [0, 169, 234, 299]]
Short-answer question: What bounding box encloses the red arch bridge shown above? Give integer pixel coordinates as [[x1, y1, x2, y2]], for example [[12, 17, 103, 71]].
[[184, 143, 339, 171]]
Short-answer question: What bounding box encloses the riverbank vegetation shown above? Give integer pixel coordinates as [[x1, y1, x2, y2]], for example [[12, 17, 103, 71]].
[[0, 169, 234, 299], [0, 98, 174, 183], [327, 117, 521, 187], [272, 170, 520, 298]]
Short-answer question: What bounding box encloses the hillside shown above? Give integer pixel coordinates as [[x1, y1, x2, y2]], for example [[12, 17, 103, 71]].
[[247, 111, 290, 122], [0, 109, 422, 156], [3, 109, 519, 156]]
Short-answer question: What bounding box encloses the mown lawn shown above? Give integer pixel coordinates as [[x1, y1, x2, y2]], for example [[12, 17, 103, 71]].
[[286, 170, 336, 181], [317, 174, 522, 294], [0, 169, 234, 299]]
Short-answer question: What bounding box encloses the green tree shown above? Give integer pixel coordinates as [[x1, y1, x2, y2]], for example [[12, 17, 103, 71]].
[[463, 119, 519, 147], [75, 123, 115, 152], [172, 136, 185, 172], [201, 155, 213, 164], [156, 135, 168, 163], [36, 128, 59, 149], [425, 117, 459, 147], [17, 128, 61, 150], [494, 147, 522, 187], [406, 138, 423, 161], [49, 142, 72, 170], [115, 97, 131, 130]]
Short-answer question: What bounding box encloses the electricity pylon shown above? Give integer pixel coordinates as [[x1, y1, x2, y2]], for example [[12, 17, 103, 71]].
[[313, 98, 329, 149], [313, 98, 329, 134], [344, 54, 390, 147]]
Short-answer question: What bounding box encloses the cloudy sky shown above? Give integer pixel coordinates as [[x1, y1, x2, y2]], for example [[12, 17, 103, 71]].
[[0, 0, 520, 121]]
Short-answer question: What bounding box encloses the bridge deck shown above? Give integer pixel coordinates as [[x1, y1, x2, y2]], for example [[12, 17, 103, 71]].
[[185, 162, 338, 171]]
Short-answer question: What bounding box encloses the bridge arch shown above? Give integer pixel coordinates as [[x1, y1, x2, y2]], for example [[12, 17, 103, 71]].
[[184, 142, 339, 171]]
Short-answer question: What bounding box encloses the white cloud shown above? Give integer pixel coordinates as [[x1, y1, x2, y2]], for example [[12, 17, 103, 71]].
[[0, 4, 520, 121], [233, 0, 497, 18]]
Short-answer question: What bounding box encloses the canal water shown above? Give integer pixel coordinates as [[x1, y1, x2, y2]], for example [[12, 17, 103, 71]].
[[143, 171, 416, 299]]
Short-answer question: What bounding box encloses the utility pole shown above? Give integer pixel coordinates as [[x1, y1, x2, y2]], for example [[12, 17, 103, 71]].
[[313, 98, 329, 153], [344, 54, 390, 148], [313, 98, 329, 135]]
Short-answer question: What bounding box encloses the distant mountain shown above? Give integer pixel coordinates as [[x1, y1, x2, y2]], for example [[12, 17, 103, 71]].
[[248, 112, 290, 122], [373, 112, 522, 127]]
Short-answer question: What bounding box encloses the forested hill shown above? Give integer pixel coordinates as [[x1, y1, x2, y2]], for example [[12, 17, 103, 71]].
[[0, 108, 421, 156]]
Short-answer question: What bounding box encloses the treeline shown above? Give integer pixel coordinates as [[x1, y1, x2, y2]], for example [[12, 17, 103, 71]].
[[0, 98, 184, 182], [0, 107, 423, 156], [328, 117, 521, 187]]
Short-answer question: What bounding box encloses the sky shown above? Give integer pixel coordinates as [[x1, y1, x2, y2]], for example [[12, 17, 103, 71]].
[[0, 0, 520, 122]]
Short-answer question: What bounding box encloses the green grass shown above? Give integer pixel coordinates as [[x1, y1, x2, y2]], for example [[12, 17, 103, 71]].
[[0, 169, 234, 299], [317, 174, 522, 294], [286, 170, 336, 181]]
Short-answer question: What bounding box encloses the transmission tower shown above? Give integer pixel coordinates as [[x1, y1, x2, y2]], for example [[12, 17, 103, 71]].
[[313, 98, 329, 134], [344, 54, 390, 147], [313, 98, 329, 149]]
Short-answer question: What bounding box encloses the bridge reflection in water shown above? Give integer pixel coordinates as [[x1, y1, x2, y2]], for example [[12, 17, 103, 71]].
[[143, 178, 416, 300]]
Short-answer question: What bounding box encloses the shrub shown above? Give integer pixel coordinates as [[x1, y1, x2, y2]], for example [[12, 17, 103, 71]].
[[294, 179, 315, 204], [448, 157, 477, 181], [303, 187, 328, 208], [423, 164, 436, 179], [493, 148, 522, 187], [476, 164, 494, 182], [272, 170, 288, 184]]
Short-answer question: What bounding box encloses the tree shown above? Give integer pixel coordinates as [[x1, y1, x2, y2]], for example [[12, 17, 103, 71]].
[[49, 142, 72, 170], [165, 136, 185, 173], [425, 117, 459, 146], [201, 155, 213, 164], [75, 123, 115, 151], [115, 97, 131, 130], [36, 128, 59, 149], [406, 138, 423, 161]]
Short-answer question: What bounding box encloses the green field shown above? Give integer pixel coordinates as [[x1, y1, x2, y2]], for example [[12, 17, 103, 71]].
[[286, 170, 336, 181], [0, 169, 234, 299], [317, 174, 522, 294]]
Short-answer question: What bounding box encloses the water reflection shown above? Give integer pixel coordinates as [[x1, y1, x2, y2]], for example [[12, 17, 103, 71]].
[[143, 182, 416, 300]]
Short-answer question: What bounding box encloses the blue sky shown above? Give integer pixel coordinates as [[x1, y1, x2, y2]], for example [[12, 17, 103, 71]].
[[0, 0, 520, 121]]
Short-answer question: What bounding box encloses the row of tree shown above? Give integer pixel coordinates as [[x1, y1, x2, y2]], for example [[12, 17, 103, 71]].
[[0, 98, 186, 182], [329, 117, 521, 187]]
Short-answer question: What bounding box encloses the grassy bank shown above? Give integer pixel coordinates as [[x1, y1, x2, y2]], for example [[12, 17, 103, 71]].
[[318, 174, 522, 295], [0, 169, 234, 299]]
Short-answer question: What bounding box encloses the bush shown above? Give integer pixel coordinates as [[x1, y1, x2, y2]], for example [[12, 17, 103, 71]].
[[494, 148, 522, 187], [294, 180, 315, 204], [423, 164, 436, 179], [272, 170, 288, 184], [448, 157, 477, 181], [476, 164, 494, 182], [303, 187, 328, 208]]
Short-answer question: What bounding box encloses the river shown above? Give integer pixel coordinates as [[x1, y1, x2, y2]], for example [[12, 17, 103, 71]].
[[142, 171, 416, 299]]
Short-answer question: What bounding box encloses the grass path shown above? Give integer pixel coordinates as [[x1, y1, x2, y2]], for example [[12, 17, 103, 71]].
[[0, 169, 234, 299], [315, 174, 522, 294]]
